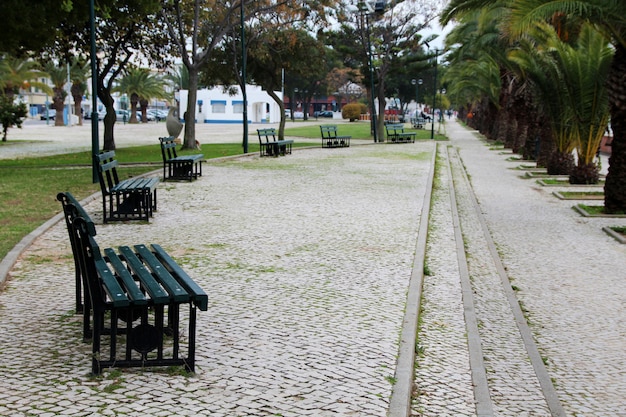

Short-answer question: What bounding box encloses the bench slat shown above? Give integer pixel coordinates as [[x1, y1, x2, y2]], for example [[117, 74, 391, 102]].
[[94, 258, 131, 308], [117, 245, 170, 304], [103, 248, 149, 305], [151, 244, 209, 311], [134, 244, 190, 303]]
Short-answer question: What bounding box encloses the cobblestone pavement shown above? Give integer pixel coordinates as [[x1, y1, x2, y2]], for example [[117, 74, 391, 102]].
[[0, 140, 434, 416], [410, 121, 624, 416], [0, 120, 624, 416]]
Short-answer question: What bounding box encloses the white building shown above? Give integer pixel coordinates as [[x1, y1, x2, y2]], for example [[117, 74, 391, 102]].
[[178, 85, 283, 124]]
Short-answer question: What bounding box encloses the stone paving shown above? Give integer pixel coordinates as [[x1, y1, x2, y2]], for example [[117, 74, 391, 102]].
[[0, 119, 624, 416], [429, 122, 626, 416], [0, 134, 434, 416]]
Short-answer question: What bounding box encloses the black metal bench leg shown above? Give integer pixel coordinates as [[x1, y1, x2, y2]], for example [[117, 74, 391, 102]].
[[187, 306, 197, 373]]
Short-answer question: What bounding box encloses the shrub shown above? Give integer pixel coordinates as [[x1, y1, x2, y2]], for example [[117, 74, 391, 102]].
[[342, 103, 363, 122]]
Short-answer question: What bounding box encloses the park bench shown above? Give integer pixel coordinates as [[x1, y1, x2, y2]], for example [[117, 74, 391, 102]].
[[57, 191, 208, 375], [257, 128, 293, 157], [320, 125, 351, 148], [159, 136, 204, 181], [410, 116, 426, 129], [94, 150, 159, 223], [385, 123, 416, 143]]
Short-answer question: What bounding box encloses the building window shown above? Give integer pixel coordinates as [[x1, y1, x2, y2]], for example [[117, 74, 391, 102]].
[[211, 100, 226, 113], [233, 101, 244, 114]]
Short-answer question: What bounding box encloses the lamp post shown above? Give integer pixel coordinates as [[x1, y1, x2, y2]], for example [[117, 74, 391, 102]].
[[291, 88, 298, 122], [240, 0, 248, 153], [357, 1, 378, 142], [411, 78, 422, 115], [89, 0, 99, 183], [430, 49, 439, 139]]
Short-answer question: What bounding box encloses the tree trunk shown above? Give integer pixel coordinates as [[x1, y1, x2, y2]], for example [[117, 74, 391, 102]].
[[377, 93, 385, 142], [267, 90, 285, 141], [547, 150, 574, 175], [605, 44, 626, 213], [129, 93, 139, 123], [140, 98, 149, 123], [99, 89, 116, 151], [570, 162, 600, 184], [53, 87, 65, 127], [182, 67, 199, 150], [71, 83, 83, 126]]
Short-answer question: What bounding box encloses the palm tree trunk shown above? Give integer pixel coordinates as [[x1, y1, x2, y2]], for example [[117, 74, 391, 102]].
[[605, 44, 626, 212]]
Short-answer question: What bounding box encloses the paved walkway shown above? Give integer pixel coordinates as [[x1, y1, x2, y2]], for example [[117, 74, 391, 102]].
[[0, 119, 624, 416]]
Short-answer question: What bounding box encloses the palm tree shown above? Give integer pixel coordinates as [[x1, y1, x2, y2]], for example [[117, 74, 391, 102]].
[[503, 0, 626, 208], [114, 68, 167, 123], [0, 56, 51, 97], [559, 24, 611, 183], [70, 59, 90, 126], [43, 62, 69, 127]]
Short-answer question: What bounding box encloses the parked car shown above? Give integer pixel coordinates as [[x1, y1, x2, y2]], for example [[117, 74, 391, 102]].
[[137, 111, 155, 122], [115, 110, 128, 121], [40, 109, 56, 120], [147, 109, 167, 121], [314, 111, 333, 118], [84, 109, 106, 120]]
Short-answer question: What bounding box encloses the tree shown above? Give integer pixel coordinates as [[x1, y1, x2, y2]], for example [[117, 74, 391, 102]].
[[246, 27, 326, 138], [44, 62, 69, 127], [161, 0, 333, 149], [160, 0, 245, 149], [0, 95, 27, 141], [444, 0, 626, 211], [54, 0, 170, 150], [332, 0, 440, 140], [0, 56, 51, 98], [0, 0, 69, 56], [114, 67, 167, 123], [70, 59, 90, 126]]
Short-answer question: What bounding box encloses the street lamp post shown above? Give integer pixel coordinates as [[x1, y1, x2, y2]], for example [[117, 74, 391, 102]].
[[357, 1, 378, 142], [430, 49, 439, 139], [240, 0, 248, 153], [89, 0, 99, 183], [411, 78, 422, 115], [291, 88, 298, 122]]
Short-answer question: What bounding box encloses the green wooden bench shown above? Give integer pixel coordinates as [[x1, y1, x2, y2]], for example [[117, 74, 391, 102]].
[[320, 125, 351, 148], [385, 123, 416, 143], [57, 191, 208, 375], [159, 136, 204, 181], [94, 150, 159, 223], [257, 128, 293, 157]]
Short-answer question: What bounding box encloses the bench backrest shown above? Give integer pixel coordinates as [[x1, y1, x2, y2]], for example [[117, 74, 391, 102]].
[[385, 123, 405, 134], [159, 136, 179, 161], [320, 125, 339, 139], [57, 191, 97, 276], [257, 128, 277, 143], [57, 192, 98, 313], [72, 215, 113, 311], [94, 150, 121, 195]]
